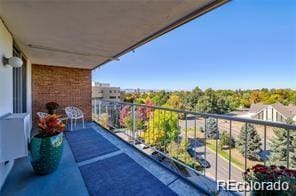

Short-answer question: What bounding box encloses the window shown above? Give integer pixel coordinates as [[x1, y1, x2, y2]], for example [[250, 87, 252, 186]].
[[12, 46, 27, 113]]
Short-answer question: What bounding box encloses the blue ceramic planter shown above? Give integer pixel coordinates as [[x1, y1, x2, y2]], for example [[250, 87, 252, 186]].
[[29, 132, 64, 175]]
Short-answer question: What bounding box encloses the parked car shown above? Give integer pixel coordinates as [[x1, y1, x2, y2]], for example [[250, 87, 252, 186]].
[[187, 148, 211, 168], [187, 148, 196, 157], [197, 158, 211, 168]]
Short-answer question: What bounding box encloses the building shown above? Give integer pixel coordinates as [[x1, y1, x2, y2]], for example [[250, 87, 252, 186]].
[[92, 82, 122, 101], [248, 102, 296, 122]]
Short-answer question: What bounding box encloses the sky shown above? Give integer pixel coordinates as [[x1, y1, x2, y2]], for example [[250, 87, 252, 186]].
[[92, 0, 296, 91]]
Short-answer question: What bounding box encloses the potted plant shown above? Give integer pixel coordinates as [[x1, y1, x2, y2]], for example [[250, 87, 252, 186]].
[[244, 164, 296, 196], [29, 114, 65, 175], [45, 102, 59, 114]]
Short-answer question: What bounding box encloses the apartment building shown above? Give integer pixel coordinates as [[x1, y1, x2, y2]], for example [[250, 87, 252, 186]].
[[92, 82, 122, 101]]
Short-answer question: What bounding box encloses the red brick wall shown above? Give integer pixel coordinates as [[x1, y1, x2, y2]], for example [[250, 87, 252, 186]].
[[32, 64, 92, 124]]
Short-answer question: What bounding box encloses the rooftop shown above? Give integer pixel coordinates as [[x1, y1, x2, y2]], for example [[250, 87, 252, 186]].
[[250, 102, 296, 119]]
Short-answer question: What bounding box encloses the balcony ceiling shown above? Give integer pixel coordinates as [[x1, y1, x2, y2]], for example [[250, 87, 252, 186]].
[[0, 0, 228, 69]]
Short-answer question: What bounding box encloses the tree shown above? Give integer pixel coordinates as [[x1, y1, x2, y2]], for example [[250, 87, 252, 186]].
[[219, 131, 235, 150], [165, 94, 182, 109], [195, 89, 216, 113], [269, 119, 296, 167], [119, 100, 153, 131], [290, 136, 296, 168], [124, 88, 296, 117], [195, 89, 232, 114], [250, 91, 262, 104], [167, 140, 200, 169], [205, 117, 219, 139], [188, 86, 203, 110], [143, 109, 179, 147], [237, 124, 262, 160]]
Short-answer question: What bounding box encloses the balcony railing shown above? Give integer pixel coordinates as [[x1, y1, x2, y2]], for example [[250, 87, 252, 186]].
[[92, 99, 296, 192]]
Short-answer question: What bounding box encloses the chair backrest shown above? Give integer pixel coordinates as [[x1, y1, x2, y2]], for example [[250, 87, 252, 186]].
[[65, 106, 83, 118], [37, 112, 49, 120]]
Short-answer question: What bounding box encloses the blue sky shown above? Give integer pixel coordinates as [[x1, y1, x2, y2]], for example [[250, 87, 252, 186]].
[[92, 0, 296, 90]]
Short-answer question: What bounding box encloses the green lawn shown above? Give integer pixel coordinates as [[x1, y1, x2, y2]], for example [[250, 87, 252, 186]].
[[206, 140, 244, 169]]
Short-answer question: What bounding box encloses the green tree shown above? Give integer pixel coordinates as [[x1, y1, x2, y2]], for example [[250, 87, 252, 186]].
[[205, 117, 219, 139], [124, 88, 296, 116], [195, 95, 213, 113], [291, 136, 296, 168], [188, 86, 203, 110], [167, 140, 200, 169], [219, 131, 235, 149], [269, 119, 296, 167], [237, 124, 261, 160]]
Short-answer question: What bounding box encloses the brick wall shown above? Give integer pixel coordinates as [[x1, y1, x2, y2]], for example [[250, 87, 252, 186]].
[[32, 64, 92, 124]]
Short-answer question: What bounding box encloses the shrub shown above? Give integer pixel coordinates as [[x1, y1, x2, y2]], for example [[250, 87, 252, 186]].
[[100, 113, 109, 129], [244, 164, 296, 195], [167, 140, 200, 169], [219, 131, 235, 149]]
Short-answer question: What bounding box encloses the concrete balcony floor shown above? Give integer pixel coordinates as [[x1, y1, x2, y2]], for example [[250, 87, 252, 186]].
[[1, 123, 208, 196]]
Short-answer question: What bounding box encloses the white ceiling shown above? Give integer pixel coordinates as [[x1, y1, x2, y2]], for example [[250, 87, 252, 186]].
[[0, 0, 227, 69]]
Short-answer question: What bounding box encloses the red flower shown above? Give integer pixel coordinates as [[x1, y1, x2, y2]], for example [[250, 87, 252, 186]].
[[37, 114, 65, 137], [284, 169, 296, 177], [252, 164, 265, 170], [256, 167, 268, 174], [270, 165, 277, 170]]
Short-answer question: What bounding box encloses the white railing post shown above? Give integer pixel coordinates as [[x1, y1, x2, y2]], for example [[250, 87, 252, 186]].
[[98, 100, 101, 119], [132, 104, 136, 145], [94, 99, 97, 117]]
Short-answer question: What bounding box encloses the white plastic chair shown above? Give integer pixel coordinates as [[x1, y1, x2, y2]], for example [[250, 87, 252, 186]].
[[65, 106, 85, 131], [37, 112, 50, 120], [37, 112, 62, 124]]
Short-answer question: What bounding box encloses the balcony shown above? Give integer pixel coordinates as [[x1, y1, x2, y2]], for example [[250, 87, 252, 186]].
[[1, 122, 210, 196], [0, 1, 295, 195]]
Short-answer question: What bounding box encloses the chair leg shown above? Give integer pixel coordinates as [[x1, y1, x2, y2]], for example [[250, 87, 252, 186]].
[[82, 117, 85, 128], [74, 119, 77, 128], [65, 119, 68, 131], [70, 119, 73, 131]]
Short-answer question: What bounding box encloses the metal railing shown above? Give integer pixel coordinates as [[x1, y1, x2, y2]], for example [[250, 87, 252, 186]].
[[92, 98, 296, 191]]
